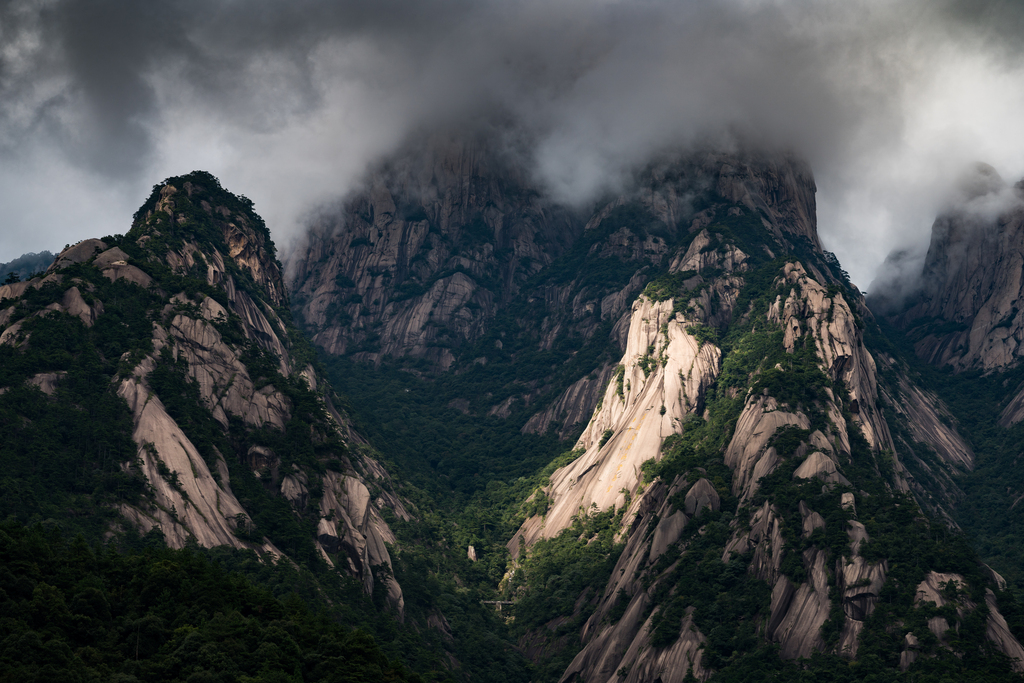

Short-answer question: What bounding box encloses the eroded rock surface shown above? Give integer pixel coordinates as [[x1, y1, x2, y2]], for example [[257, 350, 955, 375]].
[[873, 167, 1024, 376], [0, 177, 407, 611], [509, 294, 723, 550]]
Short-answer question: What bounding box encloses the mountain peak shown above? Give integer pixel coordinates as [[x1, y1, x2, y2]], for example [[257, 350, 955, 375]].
[[130, 170, 287, 306]]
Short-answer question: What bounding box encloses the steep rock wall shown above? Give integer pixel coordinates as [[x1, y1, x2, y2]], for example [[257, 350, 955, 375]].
[[508, 211, 1016, 677], [877, 169, 1024, 374], [290, 143, 821, 391]]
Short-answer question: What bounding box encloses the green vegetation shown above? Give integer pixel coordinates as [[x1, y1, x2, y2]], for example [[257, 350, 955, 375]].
[[685, 322, 718, 347], [868, 315, 1024, 598], [506, 505, 626, 680], [642, 269, 697, 302], [0, 307, 149, 539], [0, 521, 421, 682], [130, 171, 275, 262]]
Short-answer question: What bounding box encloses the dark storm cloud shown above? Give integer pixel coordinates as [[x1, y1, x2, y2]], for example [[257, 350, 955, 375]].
[[2, 0, 1024, 288]]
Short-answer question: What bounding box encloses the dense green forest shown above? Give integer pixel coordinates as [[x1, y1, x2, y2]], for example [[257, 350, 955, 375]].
[[0, 521, 421, 683], [867, 317, 1024, 594]]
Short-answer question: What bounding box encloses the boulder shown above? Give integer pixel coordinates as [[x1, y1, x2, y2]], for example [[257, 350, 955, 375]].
[[683, 478, 720, 517], [648, 510, 688, 563], [793, 451, 851, 486]]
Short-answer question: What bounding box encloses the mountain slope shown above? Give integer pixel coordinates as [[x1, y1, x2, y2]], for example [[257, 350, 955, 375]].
[[499, 172, 1023, 681], [293, 142, 1024, 681], [867, 168, 1024, 591], [0, 172, 407, 613]]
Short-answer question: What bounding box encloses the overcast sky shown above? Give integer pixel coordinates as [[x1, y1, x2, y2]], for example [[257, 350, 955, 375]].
[[1, 0, 1023, 289]]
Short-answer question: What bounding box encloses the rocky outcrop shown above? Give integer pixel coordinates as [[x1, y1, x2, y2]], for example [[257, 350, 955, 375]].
[[768, 548, 831, 659], [318, 471, 405, 617], [143, 178, 287, 306], [116, 373, 273, 553], [986, 590, 1024, 671], [869, 351, 974, 522], [722, 262, 906, 505], [769, 263, 893, 454], [909, 570, 1024, 671], [725, 396, 810, 502], [502, 162, 952, 678], [27, 371, 65, 396], [521, 363, 616, 438], [724, 500, 834, 660], [835, 520, 887, 657], [554, 476, 715, 683], [509, 294, 723, 550], [878, 357, 973, 470]]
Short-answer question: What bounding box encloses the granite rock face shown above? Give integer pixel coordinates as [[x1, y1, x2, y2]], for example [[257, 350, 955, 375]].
[[0, 174, 406, 614], [489, 153, 1020, 680], [873, 167, 1024, 375], [290, 139, 821, 383], [290, 135, 579, 368]]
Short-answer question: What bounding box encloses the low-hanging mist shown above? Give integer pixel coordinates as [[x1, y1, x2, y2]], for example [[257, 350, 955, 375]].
[[2, 0, 1024, 288]]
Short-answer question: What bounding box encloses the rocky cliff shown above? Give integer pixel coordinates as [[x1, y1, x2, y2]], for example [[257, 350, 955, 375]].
[[0, 172, 406, 613], [872, 165, 1024, 374], [492, 157, 1022, 680], [280, 136, 1024, 680], [291, 139, 827, 445]]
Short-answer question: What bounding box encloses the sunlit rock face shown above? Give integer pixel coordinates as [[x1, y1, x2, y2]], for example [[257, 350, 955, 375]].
[[284, 133, 1024, 677], [480, 152, 1023, 680]]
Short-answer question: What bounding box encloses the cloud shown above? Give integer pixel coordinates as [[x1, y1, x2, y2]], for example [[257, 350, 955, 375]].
[[1, 0, 1024, 290]]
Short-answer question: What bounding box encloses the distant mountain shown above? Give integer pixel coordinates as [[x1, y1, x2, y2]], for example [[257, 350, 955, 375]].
[[868, 163, 1024, 600], [0, 250, 54, 282]]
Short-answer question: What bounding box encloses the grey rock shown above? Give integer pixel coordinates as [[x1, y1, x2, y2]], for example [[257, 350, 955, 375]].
[[648, 510, 688, 563], [49, 239, 107, 270], [799, 501, 825, 538], [27, 371, 65, 396], [683, 478, 720, 517], [793, 451, 851, 486]]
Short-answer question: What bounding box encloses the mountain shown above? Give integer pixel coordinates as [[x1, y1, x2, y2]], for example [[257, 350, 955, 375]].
[[872, 164, 1024, 376], [0, 172, 409, 609], [4, 147, 1024, 681], [0, 250, 54, 282], [292, 143, 1024, 681], [867, 165, 1024, 594]]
